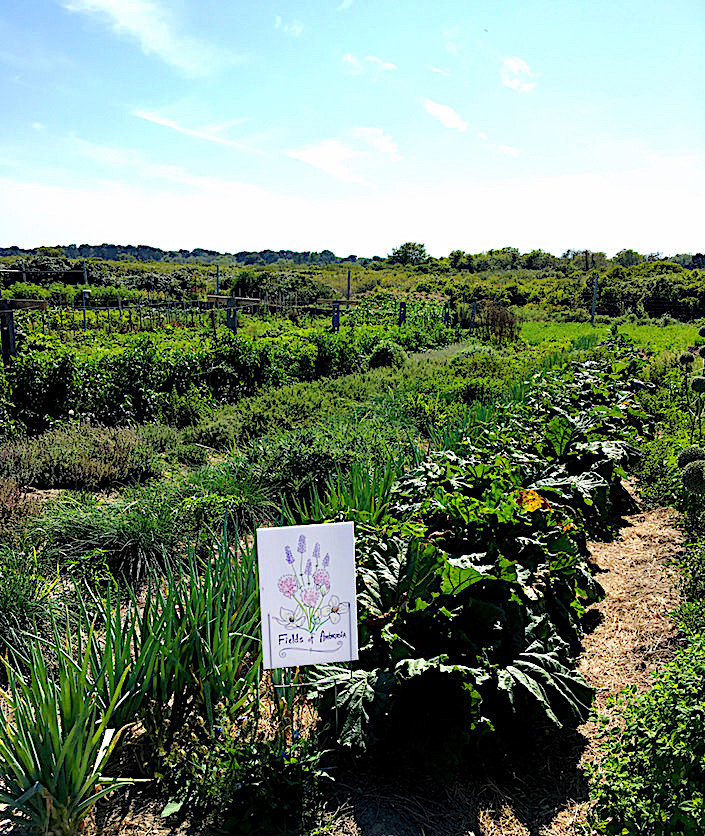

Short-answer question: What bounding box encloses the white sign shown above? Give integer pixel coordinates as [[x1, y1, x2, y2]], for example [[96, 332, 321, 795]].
[[256, 521, 358, 670]]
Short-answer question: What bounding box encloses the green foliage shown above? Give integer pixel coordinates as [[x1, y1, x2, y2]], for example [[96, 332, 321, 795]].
[[0, 546, 57, 657], [674, 539, 705, 632], [0, 424, 161, 490], [589, 636, 705, 835], [291, 333, 651, 756], [162, 721, 324, 835], [682, 460, 705, 493], [28, 489, 180, 580], [8, 318, 454, 432], [677, 445, 705, 469], [0, 627, 132, 835], [368, 340, 408, 369], [634, 436, 682, 509]]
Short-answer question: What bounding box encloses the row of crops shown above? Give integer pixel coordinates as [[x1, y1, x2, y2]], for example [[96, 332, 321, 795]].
[[0, 325, 658, 833], [0, 303, 452, 434]]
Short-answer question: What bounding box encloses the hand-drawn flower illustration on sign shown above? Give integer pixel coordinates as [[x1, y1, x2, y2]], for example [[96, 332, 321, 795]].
[[272, 534, 342, 634], [257, 521, 358, 670]]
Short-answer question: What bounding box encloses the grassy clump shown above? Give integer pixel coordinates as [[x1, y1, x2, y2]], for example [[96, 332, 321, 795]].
[[0, 545, 57, 656], [27, 489, 180, 581]]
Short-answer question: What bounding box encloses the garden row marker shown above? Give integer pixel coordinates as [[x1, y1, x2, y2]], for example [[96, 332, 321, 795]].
[[0, 303, 17, 363], [398, 300, 407, 326]]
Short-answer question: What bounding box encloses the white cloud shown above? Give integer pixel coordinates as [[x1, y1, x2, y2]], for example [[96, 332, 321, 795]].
[[477, 132, 488, 141], [499, 56, 536, 92], [32, 122, 45, 131], [430, 66, 450, 77], [286, 139, 367, 185], [497, 144, 520, 157], [133, 110, 257, 152], [60, 0, 239, 75], [422, 98, 467, 132], [337, 0, 354, 9], [351, 127, 400, 160], [364, 55, 396, 73], [274, 16, 304, 37], [342, 53, 396, 78], [342, 53, 361, 75]]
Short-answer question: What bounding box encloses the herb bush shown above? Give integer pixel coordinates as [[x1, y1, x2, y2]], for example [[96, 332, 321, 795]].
[[0, 477, 39, 533], [0, 424, 161, 489], [589, 636, 705, 836], [368, 339, 408, 369]]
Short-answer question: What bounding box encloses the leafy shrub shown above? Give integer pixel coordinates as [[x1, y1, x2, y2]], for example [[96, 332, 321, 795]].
[[0, 424, 161, 490], [682, 459, 705, 493], [633, 436, 681, 509], [678, 445, 705, 469], [162, 722, 323, 834], [368, 340, 408, 369], [174, 467, 277, 533], [674, 539, 705, 632], [589, 636, 705, 835]]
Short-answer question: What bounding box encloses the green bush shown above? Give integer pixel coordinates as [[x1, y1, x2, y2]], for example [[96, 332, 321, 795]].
[[162, 723, 323, 834], [369, 339, 408, 369], [0, 424, 161, 490], [634, 437, 681, 509], [590, 636, 705, 835], [677, 445, 705, 470], [674, 539, 705, 632]]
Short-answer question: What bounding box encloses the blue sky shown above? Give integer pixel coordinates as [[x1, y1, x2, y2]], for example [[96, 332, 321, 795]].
[[1, 0, 703, 257]]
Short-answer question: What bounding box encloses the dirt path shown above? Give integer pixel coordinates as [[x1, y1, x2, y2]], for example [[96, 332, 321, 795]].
[[540, 503, 684, 835]]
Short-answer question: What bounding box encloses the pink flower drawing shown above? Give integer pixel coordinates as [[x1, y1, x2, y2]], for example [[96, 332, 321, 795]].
[[278, 574, 298, 598], [301, 587, 319, 608], [313, 569, 330, 591]]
